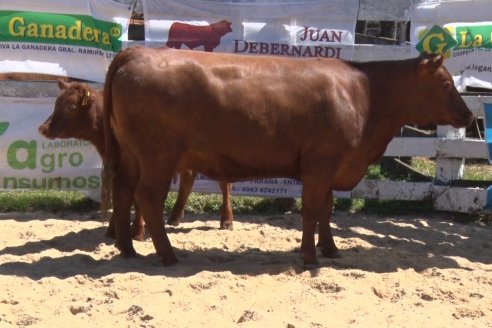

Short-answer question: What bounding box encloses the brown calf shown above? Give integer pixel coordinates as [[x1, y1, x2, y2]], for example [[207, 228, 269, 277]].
[[38, 80, 233, 241]]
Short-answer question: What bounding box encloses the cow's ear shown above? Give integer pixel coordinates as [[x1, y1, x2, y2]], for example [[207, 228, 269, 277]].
[[58, 79, 71, 90], [419, 53, 444, 72]]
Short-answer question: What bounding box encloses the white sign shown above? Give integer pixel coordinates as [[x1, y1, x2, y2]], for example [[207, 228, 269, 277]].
[[143, 0, 358, 59], [0, 97, 102, 199], [0, 0, 132, 82], [411, 0, 492, 91]]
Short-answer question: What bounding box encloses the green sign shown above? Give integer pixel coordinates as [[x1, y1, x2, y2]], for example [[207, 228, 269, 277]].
[[456, 25, 492, 49], [0, 10, 123, 52], [416, 24, 492, 55], [416, 25, 457, 55], [0, 122, 8, 136]]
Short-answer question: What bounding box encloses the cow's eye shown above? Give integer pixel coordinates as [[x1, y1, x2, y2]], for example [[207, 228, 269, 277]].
[[69, 104, 77, 111], [443, 80, 453, 90]]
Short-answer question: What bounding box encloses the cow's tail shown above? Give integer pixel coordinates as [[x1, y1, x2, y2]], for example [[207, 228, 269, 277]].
[[100, 48, 135, 217]]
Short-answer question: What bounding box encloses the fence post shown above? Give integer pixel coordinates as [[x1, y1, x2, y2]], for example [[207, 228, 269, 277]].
[[434, 125, 466, 184], [433, 125, 466, 211]]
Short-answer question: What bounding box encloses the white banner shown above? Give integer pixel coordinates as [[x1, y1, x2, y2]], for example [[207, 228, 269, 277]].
[[143, 0, 358, 59], [0, 0, 132, 82], [0, 97, 102, 199], [411, 0, 492, 91]]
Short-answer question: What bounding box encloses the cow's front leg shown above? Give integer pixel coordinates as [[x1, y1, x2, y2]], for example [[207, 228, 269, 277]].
[[301, 179, 334, 267], [316, 191, 340, 258]]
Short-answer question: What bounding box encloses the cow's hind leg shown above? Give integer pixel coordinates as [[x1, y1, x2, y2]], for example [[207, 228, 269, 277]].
[[135, 167, 178, 266], [167, 170, 196, 226], [219, 181, 233, 230]]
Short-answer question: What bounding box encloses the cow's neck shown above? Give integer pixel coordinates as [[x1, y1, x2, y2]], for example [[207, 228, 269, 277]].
[[358, 59, 418, 161]]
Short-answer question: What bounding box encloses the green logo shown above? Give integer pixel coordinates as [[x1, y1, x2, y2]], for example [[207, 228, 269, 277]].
[[0, 122, 9, 136], [0, 10, 123, 52], [416, 25, 457, 55]]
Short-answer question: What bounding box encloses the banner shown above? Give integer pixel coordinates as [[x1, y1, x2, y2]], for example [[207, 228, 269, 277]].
[[0, 0, 132, 82], [143, 0, 358, 59], [411, 0, 492, 91], [0, 97, 102, 199]]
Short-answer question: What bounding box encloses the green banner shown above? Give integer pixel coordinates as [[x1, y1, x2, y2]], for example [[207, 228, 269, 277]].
[[456, 25, 492, 49], [0, 10, 123, 52], [416, 24, 492, 55]]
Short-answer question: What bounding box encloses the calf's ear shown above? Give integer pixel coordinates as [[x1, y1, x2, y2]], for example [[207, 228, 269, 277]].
[[58, 79, 71, 90]]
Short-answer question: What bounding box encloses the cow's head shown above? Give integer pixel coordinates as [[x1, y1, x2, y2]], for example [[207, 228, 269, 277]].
[[215, 19, 233, 34], [411, 52, 473, 128], [38, 80, 100, 140]]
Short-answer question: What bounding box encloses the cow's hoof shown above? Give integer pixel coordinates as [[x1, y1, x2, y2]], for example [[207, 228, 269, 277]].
[[321, 246, 341, 259], [167, 219, 180, 227], [303, 259, 320, 271], [132, 232, 145, 242], [220, 222, 233, 230], [131, 226, 145, 242], [116, 244, 138, 258], [105, 228, 116, 239], [161, 256, 179, 266]]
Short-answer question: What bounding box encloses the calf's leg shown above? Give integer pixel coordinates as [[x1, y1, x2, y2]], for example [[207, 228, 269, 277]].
[[131, 202, 145, 241], [219, 181, 233, 230], [105, 202, 145, 242], [316, 191, 340, 258], [167, 170, 196, 226], [112, 159, 139, 257], [105, 216, 116, 239]]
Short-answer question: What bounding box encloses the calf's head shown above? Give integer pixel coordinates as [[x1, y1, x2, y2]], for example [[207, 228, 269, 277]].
[[410, 53, 474, 128], [38, 80, 99, 140]]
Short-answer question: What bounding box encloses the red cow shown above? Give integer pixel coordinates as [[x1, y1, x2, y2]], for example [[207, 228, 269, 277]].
[[101, 47, 473, 267], [38, 80, 234, 241], [166, 20, 232, 52]]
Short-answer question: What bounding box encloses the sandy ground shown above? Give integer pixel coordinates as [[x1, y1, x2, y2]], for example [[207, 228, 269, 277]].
[[0, 210, 491, 327]]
